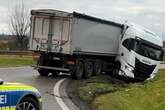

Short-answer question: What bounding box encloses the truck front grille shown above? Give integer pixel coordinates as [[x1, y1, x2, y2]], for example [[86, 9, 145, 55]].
[[133, 58, 156, 80]]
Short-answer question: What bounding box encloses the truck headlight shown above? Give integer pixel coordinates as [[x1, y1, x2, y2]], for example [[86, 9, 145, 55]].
[[128, 67, 133, 72], [125, 65, 133, 72], [125, 63, 134, 72]]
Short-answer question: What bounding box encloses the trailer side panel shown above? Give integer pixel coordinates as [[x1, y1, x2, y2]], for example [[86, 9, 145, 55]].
[[71, 17, 122, 55]]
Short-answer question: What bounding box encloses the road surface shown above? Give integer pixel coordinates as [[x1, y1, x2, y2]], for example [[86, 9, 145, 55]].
[[0, 67, 65, 110], [0, 64, 164, 110]]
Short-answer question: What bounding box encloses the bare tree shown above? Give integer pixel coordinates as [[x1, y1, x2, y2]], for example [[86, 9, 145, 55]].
[[9, 1, 29, 50]]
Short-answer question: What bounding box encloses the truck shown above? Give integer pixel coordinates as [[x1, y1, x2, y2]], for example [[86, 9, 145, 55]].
[[29, 9, 164, 81]]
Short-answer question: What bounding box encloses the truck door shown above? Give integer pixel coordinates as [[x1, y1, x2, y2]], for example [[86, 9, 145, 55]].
[[121, 38, 134, 62], [31, 15, 71, 53], [48, 16, 71, 52]]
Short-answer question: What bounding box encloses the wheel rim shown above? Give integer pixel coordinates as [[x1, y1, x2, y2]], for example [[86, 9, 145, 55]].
[[85, 61, 93, 77], [76, 61, 83, 79], [113, 64, 120, 76], [95, 63, 101, 75], [16, 101, 36, 110]]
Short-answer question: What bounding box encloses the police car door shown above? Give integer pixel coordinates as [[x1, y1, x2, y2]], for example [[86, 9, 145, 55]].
[[0, 90, 10, 109]]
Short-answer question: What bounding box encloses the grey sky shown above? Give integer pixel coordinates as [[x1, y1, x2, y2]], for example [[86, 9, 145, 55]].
[[0, 0, 164, 38]]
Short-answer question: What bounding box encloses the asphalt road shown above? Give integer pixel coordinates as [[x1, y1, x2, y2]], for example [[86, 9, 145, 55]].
[[0, 67, 65, 110], [159, 64, 165, 69]]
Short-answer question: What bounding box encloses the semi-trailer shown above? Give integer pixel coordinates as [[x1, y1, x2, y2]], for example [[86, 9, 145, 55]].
[[29, 9, 164, 81]]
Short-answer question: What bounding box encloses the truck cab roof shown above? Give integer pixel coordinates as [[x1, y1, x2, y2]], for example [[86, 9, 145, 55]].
[[126, 24, 163, 47], [31, 9, 122, 28]]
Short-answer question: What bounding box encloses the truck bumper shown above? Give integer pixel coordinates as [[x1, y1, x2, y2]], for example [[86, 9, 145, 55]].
[[32, 65, 70, 72]]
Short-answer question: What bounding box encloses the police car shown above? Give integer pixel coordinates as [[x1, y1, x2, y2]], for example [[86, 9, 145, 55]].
[[0, 79, 42, 110]]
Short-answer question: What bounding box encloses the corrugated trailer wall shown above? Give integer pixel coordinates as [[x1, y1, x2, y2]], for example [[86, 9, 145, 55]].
[[30, 10, 123, 56], [71, 16, 122, 56]]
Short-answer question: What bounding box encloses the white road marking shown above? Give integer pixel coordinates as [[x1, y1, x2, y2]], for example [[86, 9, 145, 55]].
[[54, 78, 70, 110]]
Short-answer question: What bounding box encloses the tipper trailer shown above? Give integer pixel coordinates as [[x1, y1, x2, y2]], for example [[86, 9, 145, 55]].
[[30, 9, 164, 81]]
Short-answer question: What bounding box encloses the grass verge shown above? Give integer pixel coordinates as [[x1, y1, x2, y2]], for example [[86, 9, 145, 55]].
[[0, 55, 35, 67], [78, 70, 165, 110]]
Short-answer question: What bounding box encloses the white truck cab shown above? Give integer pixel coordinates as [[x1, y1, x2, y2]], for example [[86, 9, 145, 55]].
[[116, 24, 164, 80]]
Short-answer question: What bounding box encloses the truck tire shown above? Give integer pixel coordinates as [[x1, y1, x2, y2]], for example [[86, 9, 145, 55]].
[[112, 63, 120, 77], [51, 71, 60, 77], [84, 60, 93, 78], [71, 60, 84, 80], [38, 69, 49, 76], [94, 60, 102, 75]]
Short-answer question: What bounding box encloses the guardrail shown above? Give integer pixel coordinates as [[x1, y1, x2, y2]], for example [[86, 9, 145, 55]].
[[0, 50, 33, 56]]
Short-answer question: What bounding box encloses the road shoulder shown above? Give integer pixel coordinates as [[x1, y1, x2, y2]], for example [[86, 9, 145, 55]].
[[66, 78, 92, 110], [54, 78, 90, 110]]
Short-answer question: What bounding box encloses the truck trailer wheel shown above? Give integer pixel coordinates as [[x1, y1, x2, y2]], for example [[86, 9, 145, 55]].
[[112, 63, 120, 77], [71, 60, 84, 80], [94, 60, 102, 75], [84, 60, 93, 78], [51, 71, 60, 77], [38, 69, 49, 76]]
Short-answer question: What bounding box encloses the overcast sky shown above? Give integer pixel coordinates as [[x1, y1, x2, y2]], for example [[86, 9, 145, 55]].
[[0, 0, 165, 39]]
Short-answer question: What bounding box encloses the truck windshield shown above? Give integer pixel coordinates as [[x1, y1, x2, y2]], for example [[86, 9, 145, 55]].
[[134, 39, 163, 61]]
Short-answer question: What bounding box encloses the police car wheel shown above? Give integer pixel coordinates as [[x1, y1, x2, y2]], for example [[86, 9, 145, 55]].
[[16, 97, 39, 110]]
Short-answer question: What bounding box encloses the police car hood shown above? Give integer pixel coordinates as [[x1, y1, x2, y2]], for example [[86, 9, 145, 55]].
[[4, 82, 29, 86], [0, 82, 38, 92]]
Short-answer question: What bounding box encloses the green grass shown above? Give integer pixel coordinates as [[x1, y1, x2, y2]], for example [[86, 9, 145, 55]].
[[78, 70, 165, 110], [0, 55, 35, 67], [78, 75, 126, 103]]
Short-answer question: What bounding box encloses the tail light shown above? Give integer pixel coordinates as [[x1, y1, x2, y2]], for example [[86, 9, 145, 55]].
[[66, 58, 76, 65]]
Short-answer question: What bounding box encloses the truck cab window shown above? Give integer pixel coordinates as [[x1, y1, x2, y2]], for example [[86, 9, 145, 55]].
[[122, 39, 134, 51], [135, 42, 163, 61], [123, 39, 130, 50], [122, 39, 129, 49]]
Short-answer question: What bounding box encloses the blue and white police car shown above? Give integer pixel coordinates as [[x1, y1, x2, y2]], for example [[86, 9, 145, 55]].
[[0, 79, 42, 110]]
